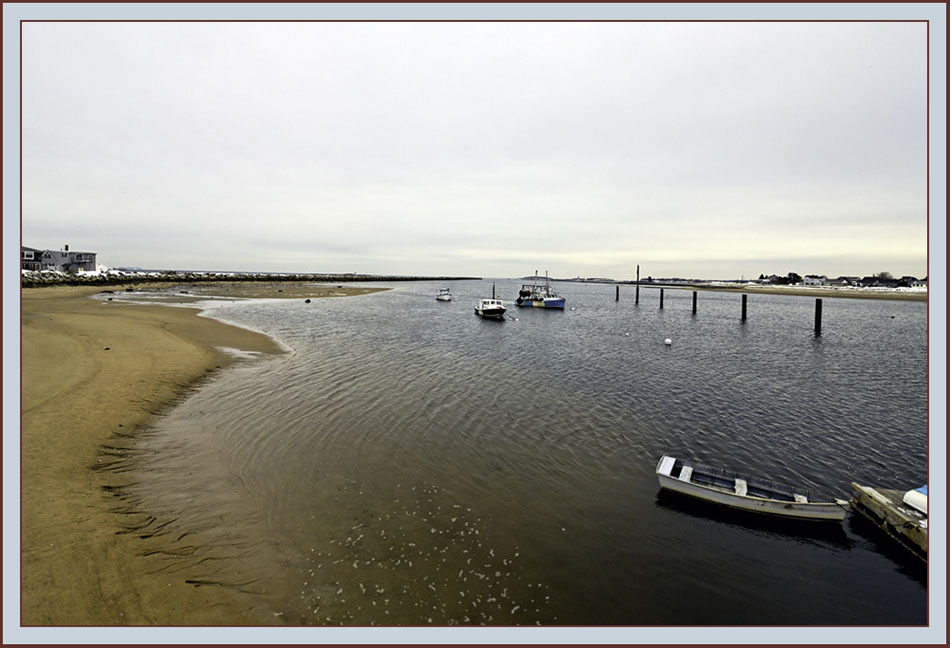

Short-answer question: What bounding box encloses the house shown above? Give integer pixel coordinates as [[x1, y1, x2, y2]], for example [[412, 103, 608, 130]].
[[22, 245, 97, 273], [861, 275, 899, 288], [803, 275, 827, 286], [827, 276, 861, 287], [20, 246, 42, 271]]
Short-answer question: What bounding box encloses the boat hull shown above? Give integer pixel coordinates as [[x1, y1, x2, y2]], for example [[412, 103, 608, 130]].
[[657, 474, 847, 521], [515, 298, 565, 309], [436, 295, 452, 301], [474, 307, 506, 320]]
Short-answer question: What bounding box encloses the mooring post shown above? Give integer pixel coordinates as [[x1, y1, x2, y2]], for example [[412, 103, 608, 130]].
[[660, 288, 665, 309], [741, 294, 747, 321], [815, 298, 823, 336], [692, 291, 697, 314], [635, 265, 640, 305], [616, 285, 619, 301]]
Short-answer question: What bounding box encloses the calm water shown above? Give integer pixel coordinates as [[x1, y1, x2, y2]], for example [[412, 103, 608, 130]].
[[115, 281, 929, 625]]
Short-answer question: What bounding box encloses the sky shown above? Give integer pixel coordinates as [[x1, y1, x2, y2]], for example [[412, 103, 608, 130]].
[[19, 19, 931, 280]]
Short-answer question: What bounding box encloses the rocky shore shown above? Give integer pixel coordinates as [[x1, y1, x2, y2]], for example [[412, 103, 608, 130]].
[[20, 269, 480, 289]]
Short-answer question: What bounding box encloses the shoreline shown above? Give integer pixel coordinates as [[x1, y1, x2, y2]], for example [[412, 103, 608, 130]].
[[623, 283, 928, 302], [19, 282, 384, 625]]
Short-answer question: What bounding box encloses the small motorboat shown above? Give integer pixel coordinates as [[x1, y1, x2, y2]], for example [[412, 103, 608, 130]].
[[655, 455, 849, 521], [436, 288, 452, 302], [475, 283, 506, 320], [515, 271, 565, 309], [475, 298, 506, 320]]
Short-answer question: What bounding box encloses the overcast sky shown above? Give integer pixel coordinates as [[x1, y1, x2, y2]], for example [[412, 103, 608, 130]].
[[20, 20, 929, 280]]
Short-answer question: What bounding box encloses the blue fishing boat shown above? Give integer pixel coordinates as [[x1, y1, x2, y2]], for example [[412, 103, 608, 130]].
[[515, 271, 565, 309]]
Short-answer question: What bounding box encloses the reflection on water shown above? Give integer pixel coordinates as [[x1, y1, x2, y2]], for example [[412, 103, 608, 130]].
[[653, 489, 852, 550], [105, 281, 928, 625]]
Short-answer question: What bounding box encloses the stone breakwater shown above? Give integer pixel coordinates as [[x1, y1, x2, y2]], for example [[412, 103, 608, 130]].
[[21, 270, 480, 289]]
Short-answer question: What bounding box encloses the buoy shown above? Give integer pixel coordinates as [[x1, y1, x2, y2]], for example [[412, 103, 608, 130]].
[[664, 338, 672, 346]]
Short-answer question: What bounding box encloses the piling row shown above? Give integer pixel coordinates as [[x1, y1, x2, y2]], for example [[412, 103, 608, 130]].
[[614, 284, 824, 335]]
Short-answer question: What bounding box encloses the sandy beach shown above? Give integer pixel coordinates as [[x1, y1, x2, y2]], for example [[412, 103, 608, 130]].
[[19, 283, 382, 625]]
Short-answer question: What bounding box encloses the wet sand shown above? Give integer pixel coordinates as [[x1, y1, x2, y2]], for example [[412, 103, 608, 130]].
[[19, 283, 382, 625]]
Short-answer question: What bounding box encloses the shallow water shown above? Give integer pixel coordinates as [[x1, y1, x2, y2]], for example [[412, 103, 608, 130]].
[[117, 280, 928, 625]]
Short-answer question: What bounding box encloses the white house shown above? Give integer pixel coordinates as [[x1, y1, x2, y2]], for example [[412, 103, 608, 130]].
[[803, 275, 827, 286]]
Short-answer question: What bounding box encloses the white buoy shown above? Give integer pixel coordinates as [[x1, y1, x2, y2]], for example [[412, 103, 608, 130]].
[[664, 338, 672, 346]]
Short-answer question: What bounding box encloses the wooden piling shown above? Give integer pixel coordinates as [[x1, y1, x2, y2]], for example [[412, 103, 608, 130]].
[[692, 291, 697, 314], [635, 265, 640, 305], [815, 298, 823, 336], [741, 294, 747, 321], [616, 285, 619, 301], [660, 288, 664, 309]]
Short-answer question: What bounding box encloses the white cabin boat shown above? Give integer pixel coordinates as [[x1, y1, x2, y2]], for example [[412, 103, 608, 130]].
[[475, 298, 506, 320], [436, 288, 452, 301], [656, 455, 849, 521]]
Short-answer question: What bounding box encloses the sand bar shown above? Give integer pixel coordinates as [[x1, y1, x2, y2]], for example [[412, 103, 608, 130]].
[[19, 282, 383, 625]]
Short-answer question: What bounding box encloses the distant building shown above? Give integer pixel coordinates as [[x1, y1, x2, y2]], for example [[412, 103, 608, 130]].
[[20, 246, 42, 271], [21, 245, 97, 273], [803, 275, 827, 286], [834, 276, 862, 286], [861, 275, 899, 288]]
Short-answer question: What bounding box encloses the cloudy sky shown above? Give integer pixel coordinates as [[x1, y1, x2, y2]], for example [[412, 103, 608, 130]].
[[20, 19, 930, 280]]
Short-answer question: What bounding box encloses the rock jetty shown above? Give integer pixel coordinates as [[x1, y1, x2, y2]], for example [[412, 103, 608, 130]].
[[21, 270, 480, 289]]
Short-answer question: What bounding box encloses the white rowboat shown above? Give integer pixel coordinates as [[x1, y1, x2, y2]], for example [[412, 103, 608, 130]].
[[656, 455, 849, 521]]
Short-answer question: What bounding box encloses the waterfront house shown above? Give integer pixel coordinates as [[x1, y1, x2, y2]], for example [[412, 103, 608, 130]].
[[21, 245, 97, 273], [803, 275, 827, 286], [836, 276, 862, 286], [20, 246, 42, 271]]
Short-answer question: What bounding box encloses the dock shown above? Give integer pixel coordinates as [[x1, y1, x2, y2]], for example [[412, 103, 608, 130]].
[[851, 483, 927, 558]]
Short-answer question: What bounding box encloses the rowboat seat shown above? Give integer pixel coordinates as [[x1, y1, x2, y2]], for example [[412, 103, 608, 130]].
[[678, 466, 693, 482], [734, 478, 748, 496], [793, 494, 808, 503], [656, 456, 676, 477]]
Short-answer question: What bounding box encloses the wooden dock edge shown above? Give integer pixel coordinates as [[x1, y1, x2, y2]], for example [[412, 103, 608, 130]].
[[851, 482, 928, 558]]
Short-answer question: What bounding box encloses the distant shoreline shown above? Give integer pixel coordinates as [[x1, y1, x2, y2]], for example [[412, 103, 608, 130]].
[[20, 270, 479, 289], [660, 283, 928, 302], [20, 271, 928, 302], [559, 279, 927, 302]]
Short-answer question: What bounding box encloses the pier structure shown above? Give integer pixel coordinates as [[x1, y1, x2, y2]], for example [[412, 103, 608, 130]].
[[851, 483, 927, 558]]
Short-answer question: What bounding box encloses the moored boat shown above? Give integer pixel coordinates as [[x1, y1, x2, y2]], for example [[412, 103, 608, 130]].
[[515, 271, 565, 309], [436, 288, 452, 301], [475, 298, 506, 320], [655, 455, 849, 521], [475, 283, 506, 320]]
